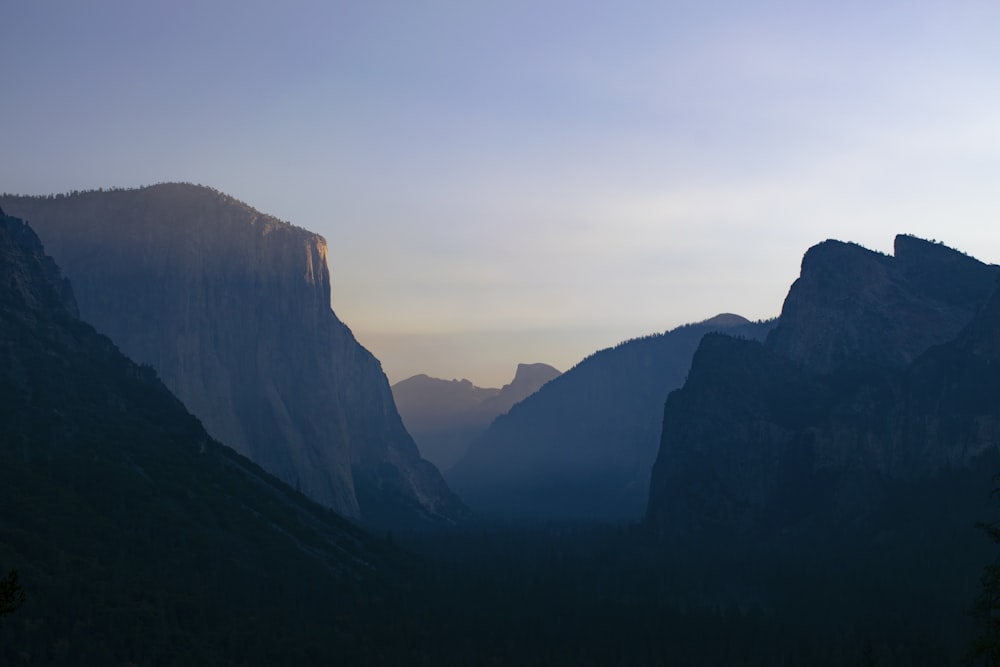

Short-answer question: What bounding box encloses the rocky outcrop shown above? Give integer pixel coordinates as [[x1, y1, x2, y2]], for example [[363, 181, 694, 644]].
[[0, 207, 78, 319], [448, 315, 775, 521], [766, 235, 997, 372], [392, 363, 561, 470], [0, 185, 468, 529], [491, 363, 564, 409], [647, 235, 1000, 539]]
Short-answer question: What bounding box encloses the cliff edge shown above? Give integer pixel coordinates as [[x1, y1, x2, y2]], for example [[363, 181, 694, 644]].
[[1, 184, 468, 529]]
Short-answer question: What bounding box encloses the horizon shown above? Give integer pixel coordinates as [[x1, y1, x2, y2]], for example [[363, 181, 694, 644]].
[[3, 2, 998, 387]]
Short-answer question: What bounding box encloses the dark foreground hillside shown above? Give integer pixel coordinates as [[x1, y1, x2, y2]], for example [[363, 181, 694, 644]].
[[0, 210, 431, 664], [401, 493, 997, 666], [3, 210, 998, 666]]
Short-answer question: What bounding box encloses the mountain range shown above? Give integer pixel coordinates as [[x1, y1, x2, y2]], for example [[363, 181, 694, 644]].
[[448, 313, 775, 520], [648, 235, 1000, 540], [4, 187, 1000, 662], [0, 176, 1000, 666], [391, 362, 561, 470]]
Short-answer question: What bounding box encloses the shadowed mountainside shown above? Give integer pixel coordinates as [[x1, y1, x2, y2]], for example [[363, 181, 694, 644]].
[[767, 235, 998, 372], [392, 362, 561, 470], [0, 185, 469, 530], [648, 235, 1000, 539], [0, 209, 426, 663], [3, 212, 995, 665], [448, 314, 775, 521]]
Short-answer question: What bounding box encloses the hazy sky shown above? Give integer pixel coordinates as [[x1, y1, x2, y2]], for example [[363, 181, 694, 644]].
[[3, 1, 999, 386]]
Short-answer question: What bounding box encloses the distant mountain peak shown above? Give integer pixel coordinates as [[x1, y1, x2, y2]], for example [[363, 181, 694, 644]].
[[448, 316, 776, 521], [392, 363, 561, 471], [507, 362, 561, 390], [698, 313, 752, 328]]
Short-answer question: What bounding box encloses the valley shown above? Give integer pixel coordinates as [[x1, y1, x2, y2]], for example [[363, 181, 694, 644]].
[[2, 188, 999, 665]]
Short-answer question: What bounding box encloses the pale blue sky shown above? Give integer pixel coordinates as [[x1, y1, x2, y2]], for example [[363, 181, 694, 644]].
[[3, 1, 999, 386]]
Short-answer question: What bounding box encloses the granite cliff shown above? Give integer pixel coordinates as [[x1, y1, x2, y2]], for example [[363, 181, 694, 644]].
[[392, 362, 561, 470], [448, 314, 775, 520], [767, 235, 997, 372], [647, 235, 1000, 539], [0, 185, 468, 529], [0, 209, 425, 660]]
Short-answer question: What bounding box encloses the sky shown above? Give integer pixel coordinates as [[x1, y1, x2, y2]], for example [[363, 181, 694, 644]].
[[2, 1, 999, 387]]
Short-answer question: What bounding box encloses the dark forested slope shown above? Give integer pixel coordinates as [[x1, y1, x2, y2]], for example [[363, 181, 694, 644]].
[[0, 209, 424, 664], [642, 236, 1000, 664], [449, 314, 774, 520]]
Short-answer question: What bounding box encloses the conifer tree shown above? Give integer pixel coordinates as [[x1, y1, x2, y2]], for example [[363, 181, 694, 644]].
[[971, 520, 1000, 665], [0, 569, 24, 617]]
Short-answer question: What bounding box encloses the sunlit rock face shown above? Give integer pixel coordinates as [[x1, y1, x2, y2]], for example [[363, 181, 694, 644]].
[[1, 184, 469, 529], [647, 235, 1000, 540]]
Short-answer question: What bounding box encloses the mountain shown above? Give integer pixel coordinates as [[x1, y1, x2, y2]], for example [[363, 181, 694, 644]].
[[767, 235, 998, 372], [0, 209, 423, 663], [648, 235, 1000, 539], [0, 185, 468, 530], [448, 314, 775, 521], [392, 362, 561, 470]]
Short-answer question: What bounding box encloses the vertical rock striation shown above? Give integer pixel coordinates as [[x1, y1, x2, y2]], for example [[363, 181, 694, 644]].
[[1, 184, 468, 528]]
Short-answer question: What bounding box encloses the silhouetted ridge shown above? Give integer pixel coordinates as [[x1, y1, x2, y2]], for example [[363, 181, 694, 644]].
[[449, 315, 775, 520], [392, 363, 561, 470], [699, 312, 751, 327], [648, 234, 1000, 541], [893, 234, 998, 308]]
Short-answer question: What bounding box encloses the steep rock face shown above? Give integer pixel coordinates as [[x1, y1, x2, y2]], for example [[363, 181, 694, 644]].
[[648, 235, 1000, 539], [392, 363, 561, 470], [448, 315, 775, 521], [649, 334, 854, 536], [1, 185, 467, 528], [492, 363, 563, 409], [0, 210, 424, 660], [957, 279, 1000, 362], [766, 235, 998, 372]]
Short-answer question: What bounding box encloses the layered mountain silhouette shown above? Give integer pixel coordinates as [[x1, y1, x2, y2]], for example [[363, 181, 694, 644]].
[[0, 209, 421, 662], [448, 314, 775, 520], [648, 235, 1000, 539], [0, 185, 468, 529], [392, 363, 561, 470]]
